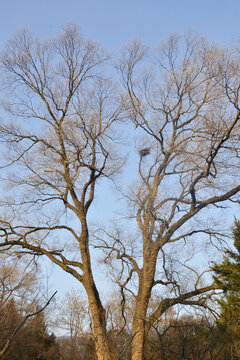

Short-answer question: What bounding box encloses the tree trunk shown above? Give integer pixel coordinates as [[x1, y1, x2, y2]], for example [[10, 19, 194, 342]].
[[131, 288, 152, 360], [80, 225, 112, 360], [131, 318, 146, 360], [86, 283, 112, 360], [131, 245, 158, 360]]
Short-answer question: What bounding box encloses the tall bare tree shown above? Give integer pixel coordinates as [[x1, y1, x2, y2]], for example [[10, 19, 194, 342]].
[[0, 25, 124, 360], [0, 27, 240, 360], [93, 34, 240, 359]]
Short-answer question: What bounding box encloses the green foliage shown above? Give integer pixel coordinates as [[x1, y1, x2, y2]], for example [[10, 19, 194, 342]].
[[212, 221, 240, 358], [212, 220, 240, 301]]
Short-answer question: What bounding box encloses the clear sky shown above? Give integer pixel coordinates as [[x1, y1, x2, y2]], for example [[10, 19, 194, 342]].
[[1, 0, 240, 305], [1, 0, 240, 51]]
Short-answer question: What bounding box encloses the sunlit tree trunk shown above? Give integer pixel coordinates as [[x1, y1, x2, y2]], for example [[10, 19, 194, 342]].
[[131, 251, 157, 360], [82, 255, 112, 360], [131, 303, 147, 360]]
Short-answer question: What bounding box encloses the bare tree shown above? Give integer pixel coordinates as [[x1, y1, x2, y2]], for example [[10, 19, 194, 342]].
[[0, 254, 37, 310], [92, 34, 240, 359], [0, 27, 240, 360], [0, 25, 124, 360], [56, 289, 92, 360]]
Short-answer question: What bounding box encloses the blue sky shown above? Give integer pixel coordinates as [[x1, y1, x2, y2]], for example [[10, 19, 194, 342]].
[[1, 0, 240, 51], [1, 0, 240, 305]]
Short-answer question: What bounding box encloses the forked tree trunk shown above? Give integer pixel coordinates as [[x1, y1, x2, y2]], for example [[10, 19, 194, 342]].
[[80, 223, 112, 360], [131, 285, 153, 360], [131, 249, 157, 360], [86, 283, 112, 360], [131, 300, 149, 360]]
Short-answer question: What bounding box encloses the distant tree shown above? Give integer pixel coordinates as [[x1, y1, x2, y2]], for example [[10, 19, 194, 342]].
[[0, 299, 22, 359], [0, 293, 60, 360], [0, 254, 37, 310], [0, 253, 59, 359], [56, 290, 93, 360], [58, 336, 96, 360]]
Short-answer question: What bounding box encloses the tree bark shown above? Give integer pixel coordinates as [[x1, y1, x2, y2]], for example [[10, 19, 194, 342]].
[[131, 296, 150, 360], [131, 262, 155, 360], [79, 216, 112, 360], [131, 317, 145, 360], [84, 281, 112, 360]]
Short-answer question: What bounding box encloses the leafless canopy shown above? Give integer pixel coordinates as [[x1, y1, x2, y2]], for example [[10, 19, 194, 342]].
[[0, 28, 240, 360]]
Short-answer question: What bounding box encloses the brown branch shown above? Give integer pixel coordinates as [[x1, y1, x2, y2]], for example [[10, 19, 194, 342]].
[[146, 283, 218, 333]]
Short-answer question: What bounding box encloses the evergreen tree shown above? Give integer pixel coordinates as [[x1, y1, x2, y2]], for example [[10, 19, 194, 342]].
[[212, 221, 240, 358], [0, 300, 60, 360]]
